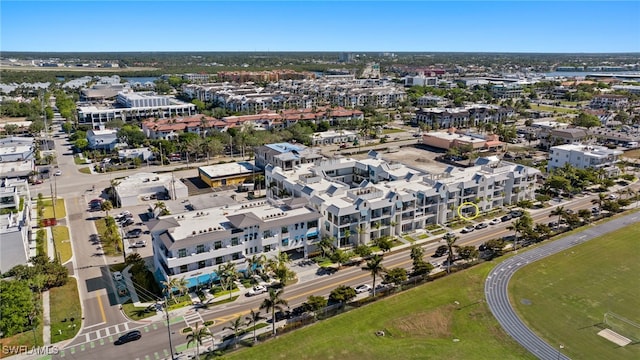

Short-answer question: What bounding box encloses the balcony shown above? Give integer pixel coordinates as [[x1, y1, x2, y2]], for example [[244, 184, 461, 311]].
[[166, 247, 238, 268]]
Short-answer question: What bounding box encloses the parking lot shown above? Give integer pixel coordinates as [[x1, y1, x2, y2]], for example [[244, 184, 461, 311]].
[[352, 146, 450, 173]]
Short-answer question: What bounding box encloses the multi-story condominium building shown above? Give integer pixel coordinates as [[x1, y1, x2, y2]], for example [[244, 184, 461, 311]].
[[0, 178, 33, 273], [266, 154, 540, 248], [405, 76, 439, 87], [148, 199, 322, 288], [181, 73, 212, 83], [77, 90, 196, 126], [217, 70, 315, 83], [547, 144, 623, 175], [611, 85, 640, 95], [589, 94, 629, 109], [416, 95, 448, 107], [414, 105, 514, 129], [254, 143, 323, 171], [538, 128, 589, 149], [141, 115, 221, 140], [491, 83, 523, 99]]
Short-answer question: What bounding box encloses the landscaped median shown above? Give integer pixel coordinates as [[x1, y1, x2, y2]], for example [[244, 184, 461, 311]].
[[49, 277, 81, 344], [52, 225, 72, 263], [42, 197, 66, 219]]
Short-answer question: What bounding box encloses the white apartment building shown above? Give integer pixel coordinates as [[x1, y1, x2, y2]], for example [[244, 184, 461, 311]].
[[148, 199, 322, 288], [116, 90, 171, 108], [589, 94, 629, 109], [266, 154, 540, 248], [547, 144, 623, 175], [414, 105, 514, 129], [0, 178, 33, 273]]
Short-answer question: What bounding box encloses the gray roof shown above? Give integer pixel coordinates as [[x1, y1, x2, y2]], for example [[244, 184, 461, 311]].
[[146, 217, 180, 233], [227, 212, 262, 228]]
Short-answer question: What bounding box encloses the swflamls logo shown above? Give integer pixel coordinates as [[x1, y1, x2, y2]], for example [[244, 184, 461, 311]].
[[1, 345, 59, 355]]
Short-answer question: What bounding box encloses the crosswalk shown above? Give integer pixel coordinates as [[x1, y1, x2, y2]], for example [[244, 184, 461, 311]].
[[83, 322, 130, 342], [183, 310, 203, 327]]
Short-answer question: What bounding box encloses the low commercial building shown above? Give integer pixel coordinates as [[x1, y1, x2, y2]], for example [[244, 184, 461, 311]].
[[0, 178, 33, 273], [147, 199, 322, 289], [198, 162, 256, 188], [548, 144, 623, 175], [0, 137, 35, 179], [115, 172, 188, 207], [421, 128, 504, 151], [87, 129, 120, 151], [118, 147, 153, 161], [312, 130, 357, 145], [539, 128, 589, 149]]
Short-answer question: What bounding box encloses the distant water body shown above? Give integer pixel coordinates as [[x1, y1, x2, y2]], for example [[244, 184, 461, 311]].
[[123, 77, 158, 83], [543, 71, 640, 78]]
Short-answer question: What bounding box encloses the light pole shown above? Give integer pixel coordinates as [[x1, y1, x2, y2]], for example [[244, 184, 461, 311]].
[[557, 344, 564, 360], [163, 296, 176, 360]]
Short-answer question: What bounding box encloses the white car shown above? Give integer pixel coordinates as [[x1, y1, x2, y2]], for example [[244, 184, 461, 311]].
[[489, 218, 501, 225], [130, 240, 146, 248], [461, 225, 475, 234], [355, 284, 372, 294], [246, 285, 267, 296], [112, 271, 123, 281], [54, 170, 62, 176]]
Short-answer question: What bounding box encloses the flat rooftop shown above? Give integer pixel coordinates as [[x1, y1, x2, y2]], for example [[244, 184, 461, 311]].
[[199, 162, 255, 179]]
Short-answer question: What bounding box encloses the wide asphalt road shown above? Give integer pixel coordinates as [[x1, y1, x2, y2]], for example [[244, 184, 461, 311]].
[[485, 211, 640, 360]]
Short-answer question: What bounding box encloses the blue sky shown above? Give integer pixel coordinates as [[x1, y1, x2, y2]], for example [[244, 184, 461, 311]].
[[1, 1, 639, 53]]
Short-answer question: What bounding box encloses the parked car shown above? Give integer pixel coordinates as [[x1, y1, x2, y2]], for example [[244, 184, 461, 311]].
[[489, 218, 501, 225], [117, 285, 129, 297], [32, 179, 43, 185], [510, 210, 523, 218], [246, 285, 267, 297], [355, 284, 372, 294], [121, 218, 135, 227], [606, 194, 617, 200], [112, 271, 123, 281], [126, 228, 143, 238], [461, 225, 475, 234], [475, 222, 488, 230], [339, 143, 347, 149], [433, 245, 448, 257], [501, 214, 513, 222], [114, 330, 142, 345], [54, 170, 62, 176], [130, 240, 146, 248]]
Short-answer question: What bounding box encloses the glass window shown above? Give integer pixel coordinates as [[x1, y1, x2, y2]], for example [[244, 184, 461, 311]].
[[231, 238, 239, 246], [282, 238, 289, 246], [215, 256, 223, 265], [214, 241, 222, 249], [198, 261, 206, 269], [232, 252, 240, 260], [281, 226, 289, 234], [196, 245, 205, 254], [180, 265, 188, 273], [178, 249, 187, 258]]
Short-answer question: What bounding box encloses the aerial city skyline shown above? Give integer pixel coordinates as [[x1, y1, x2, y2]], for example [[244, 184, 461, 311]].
[[1, 1, 640, 53]]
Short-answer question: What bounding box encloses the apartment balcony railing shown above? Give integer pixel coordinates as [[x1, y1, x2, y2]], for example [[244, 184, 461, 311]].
[[167, 246, 239, 268]]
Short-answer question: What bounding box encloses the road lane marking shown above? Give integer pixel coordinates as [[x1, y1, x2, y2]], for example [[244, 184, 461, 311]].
[[96, 293, 107, 323]]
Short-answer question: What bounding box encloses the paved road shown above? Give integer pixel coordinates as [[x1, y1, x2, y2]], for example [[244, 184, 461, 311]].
[[485, 211, 640, 360]]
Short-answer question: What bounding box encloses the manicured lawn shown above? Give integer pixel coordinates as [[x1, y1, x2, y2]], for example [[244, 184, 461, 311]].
[[530, 104, 578, 114], [52, 225, 72, 263], [79, 167, 92, 174], [382, 128, 404, 134], [42, 198, 66, 219], [50, 278, 81, 344], [225, 261, 534, 360], [510, 224, 640, 360], [122, 302, 156, 321]]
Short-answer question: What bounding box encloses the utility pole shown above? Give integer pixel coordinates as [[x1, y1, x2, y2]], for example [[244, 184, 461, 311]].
[[164, 296, 176, 360]]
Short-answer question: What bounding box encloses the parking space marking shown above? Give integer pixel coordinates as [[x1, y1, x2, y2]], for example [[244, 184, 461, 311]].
[[80, 344, 85, 352], [90, 341, 95, 349], [154, 352, 160, 359], [100, 338, 104, 345]]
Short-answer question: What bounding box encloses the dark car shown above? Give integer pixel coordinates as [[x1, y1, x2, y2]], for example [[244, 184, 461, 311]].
[[475, 222, 488, 230], [126, 228, 143, 238], [433, 245, 448, 257], [501, 214, 513, 222], [509, 210, 523, 218], [122, 218, 135, 227], [115, 330, 141, 345]]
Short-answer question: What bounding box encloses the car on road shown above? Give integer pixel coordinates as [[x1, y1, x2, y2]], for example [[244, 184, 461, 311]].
[[121, 218, 135, 227], [433, 245, 448, 257], [475, 222, 488, 230], [112, 271, 123, 281], [126, 228, 143, 238], [54, 170, 62, 176], [565, 209, 575, 215], [114, 330, 141, 345], [501, 214, 513, 222], [606, 194, 617, 200], [246, 285, 268, 296], [461, 225, 475, 234], [130, 240, 146, 248], [32, 179, 43, 185], [355, 284, 372, 294], [489, 218, 501, 225], [509, 210, 523, 218]]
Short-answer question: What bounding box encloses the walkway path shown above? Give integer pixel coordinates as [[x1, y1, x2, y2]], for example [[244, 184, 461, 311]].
[[42, 291, 51, 346]]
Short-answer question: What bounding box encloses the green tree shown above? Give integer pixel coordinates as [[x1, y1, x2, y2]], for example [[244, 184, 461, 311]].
[[185, 322, 212, 359], [0, 280, 37, 337], [317, 236, 335, 258], [29, 120, 45, 135], [101, 200, 113, 218], [117, 125, 146, 147], [73, 138, 89, 152], [304, 295, 328, 313], [329, 285, 356, 307], [223, 316, 245, 349], [245, 309, 263, 344], [362, 254, 385, 297], [217, 262, 238, 299], [61, 121, 73, 134], [260, 288, 288, 336], [549, 206, 568, 229], [572, 112, 601, 129], [384, 267, 407, 288], [443, 232, 458, 274], [456, 245, 479, 261]]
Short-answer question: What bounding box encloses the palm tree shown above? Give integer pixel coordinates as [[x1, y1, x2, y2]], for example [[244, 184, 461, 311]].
[[153, 201, 167, 217], [217, 262, 238, 299], [186, 322, 212, 359], [443, 232, 458, 274], [317, 237, 335, 258], [101, 200, 113, 218], [161, 277, 180, 304], [260, 288, 288, 336], [507, 217, 527, 251], [578, 209, 592, 224], [549, 205, 568, 228], [246, 254, 266, 277], [245, 309, 263, 344], [174, 276, 189, 300], [592, 193, 606, 209], [362, 254, 385, 297], [109, 179, 121, 207], [223, 316, 245, 349]]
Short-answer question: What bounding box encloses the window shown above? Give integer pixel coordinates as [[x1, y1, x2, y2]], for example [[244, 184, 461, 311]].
[[307, 220, 318, 229], [178, 249, 187, 258], [232, 252, 240, 260], [263, 230, 273, 238], [196, 245, 205, 254], [215, 256, 223, 265], [281, 226, 289, 234], [282, 238, 289, 246], [180, 265, 188, 273], [198, 261, 206, 269], [264, 245, 272, 252], [231, 238, 239, 246], [214, 241, 222, 250]]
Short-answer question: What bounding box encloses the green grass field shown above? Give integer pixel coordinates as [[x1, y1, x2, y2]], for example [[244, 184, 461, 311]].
[[42, 198, 66, 219], [52, 225, 72, 264], [510, 224, 640, 360], [50, 278, 81, 344], [224, 261, 534, 360], [530, 104, 579, 114]]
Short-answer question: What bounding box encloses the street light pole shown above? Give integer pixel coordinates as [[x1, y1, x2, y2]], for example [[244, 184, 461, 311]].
[[557, 344, 564, 360], [164, 296, 176, 360]]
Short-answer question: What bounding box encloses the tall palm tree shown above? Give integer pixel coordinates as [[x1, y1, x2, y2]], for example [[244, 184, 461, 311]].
[[549, 205, 568, 228], [161, 277, 180, 304], [223, 316, 245, 349], [591, 193, 606, 209], [443, 232, 458, 274], [109, 179, 121, 207], [245, 309, 263, 344], [260, 288, 288, 336], [175, 276, 189, 300], [218, 262, 238, 299], [101, 200, 113, 218], [507, 217, 527, 251], [362, 254, 385, 297], [186, 322, 212, 359], [317, 236, 335, 258], [246, 254, 266, 278]]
